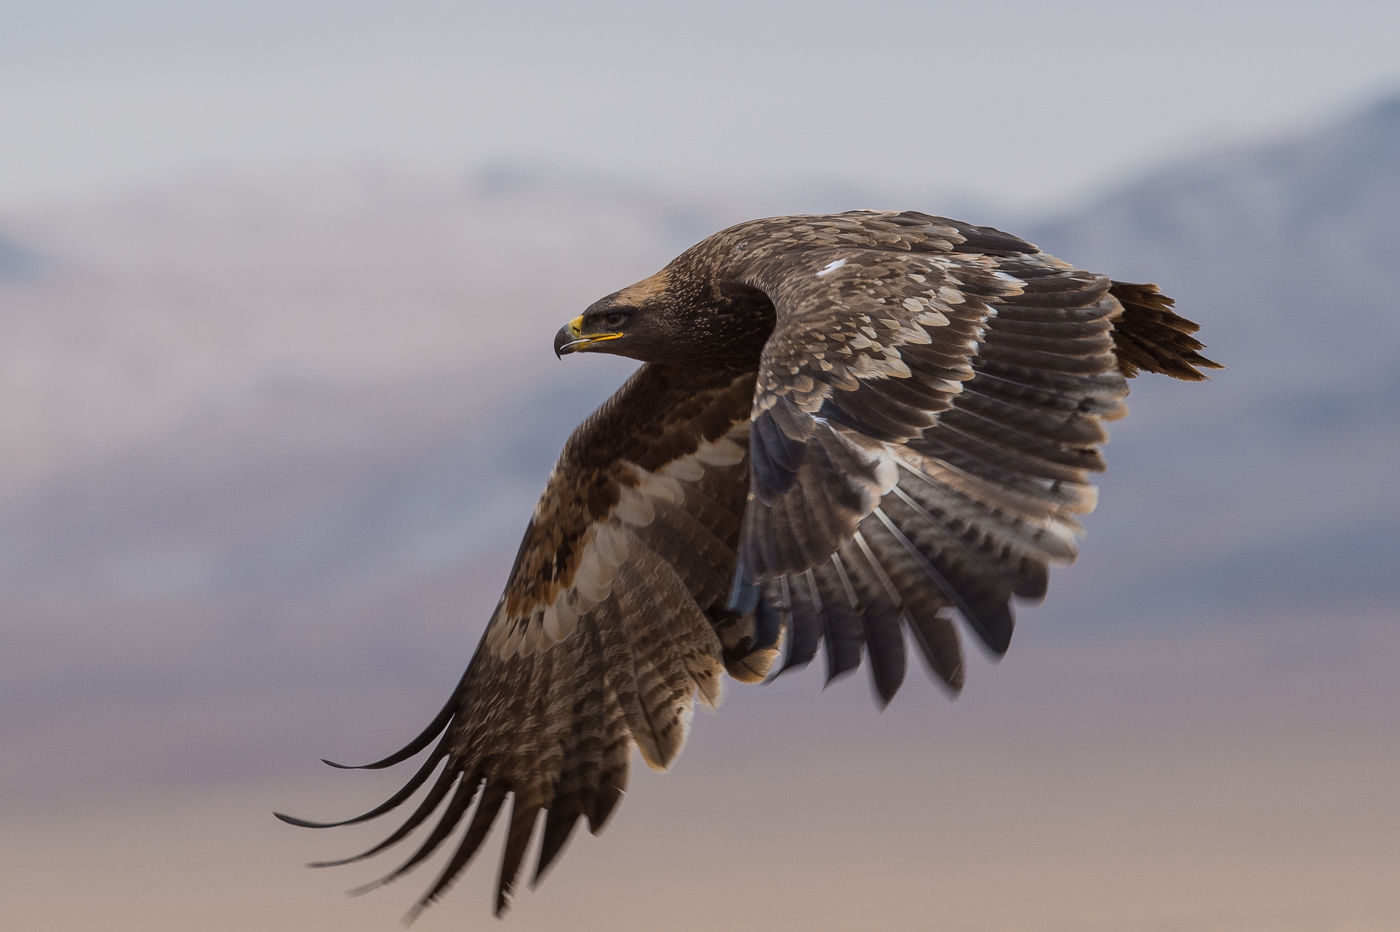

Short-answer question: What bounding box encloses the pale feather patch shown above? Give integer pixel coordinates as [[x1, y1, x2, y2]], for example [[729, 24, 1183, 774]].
[[637, 470, 685, 506], [884, 356, 913, 378], [829, 429, 901, 512], [893, 322, 933, 344], [571, 530, 617, 604], [539, 603, 561, 642], [592, 521, 628, 568], [850, 351, 913, 380], [486, 411, 753, 664], [696, 676, 723, 709], [816, 257, 847, 277], [1075, 483, 1099, 512], [694, 430, 747, 467], [872, 445, 900, 495], [541, 591, 579, 642], [661, 455, 705, 482], [614, 484, 656, 526]]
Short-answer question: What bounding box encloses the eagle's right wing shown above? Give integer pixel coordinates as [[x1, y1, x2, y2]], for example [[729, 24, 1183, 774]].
[[277, 363, 761, 918]]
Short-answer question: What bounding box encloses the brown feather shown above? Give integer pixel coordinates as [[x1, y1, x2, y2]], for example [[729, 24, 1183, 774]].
[[283, 210, 1218, 917], [1109, 280, 1222, 380]]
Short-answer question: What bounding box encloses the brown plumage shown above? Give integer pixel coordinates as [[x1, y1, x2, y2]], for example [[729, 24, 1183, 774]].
[[277, 210, 1220, 918]]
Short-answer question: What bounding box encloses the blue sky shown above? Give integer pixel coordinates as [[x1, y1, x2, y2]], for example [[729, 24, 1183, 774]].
[[4, 0, 1399, 209]]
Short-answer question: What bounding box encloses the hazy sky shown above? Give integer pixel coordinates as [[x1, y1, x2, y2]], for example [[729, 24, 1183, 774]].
[[5, 0, 1399, 210], [6, 5, 1400, 928]]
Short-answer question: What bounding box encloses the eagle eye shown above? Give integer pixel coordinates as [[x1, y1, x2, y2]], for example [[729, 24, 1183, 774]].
[[600, 310, 628, 330]]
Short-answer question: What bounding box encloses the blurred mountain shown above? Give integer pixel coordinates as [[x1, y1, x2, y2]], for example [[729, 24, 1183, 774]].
[[0, 230, 39, 277], [1035, 93, 1400, 403], [3, 95, 1398, 810], [1025, 94, 1400, 626]]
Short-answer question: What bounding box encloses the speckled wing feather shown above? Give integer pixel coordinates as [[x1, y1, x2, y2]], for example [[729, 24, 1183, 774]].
[[276, 363, 761, 917], [719, 211, 1174, 701]]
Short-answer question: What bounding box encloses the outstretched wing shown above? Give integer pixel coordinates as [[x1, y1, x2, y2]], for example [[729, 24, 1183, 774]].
[[725, 211, 1208, 701], [277, 363, 759, 917]]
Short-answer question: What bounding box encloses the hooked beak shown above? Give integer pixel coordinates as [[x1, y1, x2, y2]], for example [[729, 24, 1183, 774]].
[[553, 316, 624, 358]]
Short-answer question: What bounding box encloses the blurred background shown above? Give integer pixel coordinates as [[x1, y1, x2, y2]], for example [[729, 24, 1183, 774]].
[[3, 3, 1398, 930]]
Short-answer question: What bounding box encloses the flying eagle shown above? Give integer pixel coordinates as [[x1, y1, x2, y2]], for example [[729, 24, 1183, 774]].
[[278, 211, 1218, 918]]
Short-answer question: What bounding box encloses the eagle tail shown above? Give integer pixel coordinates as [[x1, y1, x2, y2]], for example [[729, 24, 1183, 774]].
[[1108, 282, 1222, 381]]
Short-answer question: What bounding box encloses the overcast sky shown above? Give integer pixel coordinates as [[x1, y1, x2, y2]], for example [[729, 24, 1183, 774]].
[[6, 5, 1400, 928], [4, 0, 1399, 211]]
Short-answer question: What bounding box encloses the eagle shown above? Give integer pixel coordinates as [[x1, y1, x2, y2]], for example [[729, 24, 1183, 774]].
[[277, 211, 1218, 918]]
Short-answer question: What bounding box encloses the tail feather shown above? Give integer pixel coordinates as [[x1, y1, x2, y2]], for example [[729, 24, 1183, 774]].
[[1109, 282, 1222, 380]]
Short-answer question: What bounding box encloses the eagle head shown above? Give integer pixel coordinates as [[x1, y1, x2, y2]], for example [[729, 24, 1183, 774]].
[[553, 270, 684, 361], [554, 265, 776, 369]]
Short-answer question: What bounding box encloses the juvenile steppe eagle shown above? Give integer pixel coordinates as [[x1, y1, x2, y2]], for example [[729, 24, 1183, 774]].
[[278, 211, 1219, 918]]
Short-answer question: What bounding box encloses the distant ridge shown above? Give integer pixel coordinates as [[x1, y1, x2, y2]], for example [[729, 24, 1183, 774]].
[[4, 90, 1397, 736], [0, 231, 37, 278], [1032, 92, 1400, 399]]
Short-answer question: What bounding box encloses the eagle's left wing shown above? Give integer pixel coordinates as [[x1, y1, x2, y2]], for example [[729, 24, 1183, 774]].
[[723, 212, 1134, 701], [277, 363, 762, 917]]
